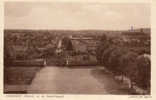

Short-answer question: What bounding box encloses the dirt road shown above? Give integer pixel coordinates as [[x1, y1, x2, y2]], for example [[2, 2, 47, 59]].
[[27, 66, 134, 94]]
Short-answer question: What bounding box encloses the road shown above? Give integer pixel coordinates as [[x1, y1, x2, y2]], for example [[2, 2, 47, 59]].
[[27, 66, 134, 94]]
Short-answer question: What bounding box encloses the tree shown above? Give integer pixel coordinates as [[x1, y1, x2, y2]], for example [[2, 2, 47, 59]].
[[119, 51, 138, 88], [108, 47, 127, 75], [62, 37, 73, 51], [96, 34, 110, 64], [61, 36, 74, 66], [136, 54, 151, 89], [4, 37, 15, 66], [101, 45, 116, 66]]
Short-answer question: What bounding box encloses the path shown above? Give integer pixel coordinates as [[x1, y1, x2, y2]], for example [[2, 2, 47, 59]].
[[27, 66, 134, 94]]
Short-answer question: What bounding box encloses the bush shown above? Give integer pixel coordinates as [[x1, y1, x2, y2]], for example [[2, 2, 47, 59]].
[[107, 47, 127, 75], [135, 54, 151, 89], [119, 52, 138, 81], [101, 45, 116, 66]]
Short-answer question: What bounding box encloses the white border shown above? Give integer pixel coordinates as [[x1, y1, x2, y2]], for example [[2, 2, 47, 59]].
[[1, 0, 155, 100]]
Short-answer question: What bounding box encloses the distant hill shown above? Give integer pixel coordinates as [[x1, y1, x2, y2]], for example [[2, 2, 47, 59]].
[[4, 28, 150, 37]]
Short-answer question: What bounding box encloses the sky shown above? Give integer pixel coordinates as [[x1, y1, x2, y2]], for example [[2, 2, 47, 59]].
[[4, 2, 150, 30]]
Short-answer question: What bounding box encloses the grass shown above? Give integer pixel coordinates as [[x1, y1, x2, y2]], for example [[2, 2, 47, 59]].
[[4, 66, 41, 85]]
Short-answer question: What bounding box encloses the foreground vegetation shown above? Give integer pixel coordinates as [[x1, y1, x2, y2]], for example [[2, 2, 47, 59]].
[[96, 31, 150, 93]]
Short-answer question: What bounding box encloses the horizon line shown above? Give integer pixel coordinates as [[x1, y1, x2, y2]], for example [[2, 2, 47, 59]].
[[4, 27, 150, 31]]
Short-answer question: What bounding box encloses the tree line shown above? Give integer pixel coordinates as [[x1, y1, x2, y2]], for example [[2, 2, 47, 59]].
[[96, 34, 150, 91]]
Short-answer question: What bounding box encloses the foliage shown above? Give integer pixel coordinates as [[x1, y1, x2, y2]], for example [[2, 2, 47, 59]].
[[107, 47, 127, 75], [96, 34, 110, 64], [136, 55, 151, 89], [4, 30, 57, 62], [97, 33, 150, 90], [119, 51, 138, 80], [101, 45, 116, 66], [62, 37, 73, 51]]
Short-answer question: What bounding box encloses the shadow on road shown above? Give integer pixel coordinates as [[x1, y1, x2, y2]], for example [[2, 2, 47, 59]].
[[90, 68, 138, 95]]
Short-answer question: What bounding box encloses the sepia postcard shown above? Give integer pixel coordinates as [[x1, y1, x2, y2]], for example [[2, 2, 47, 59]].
[[0, 0, 156, 100]]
